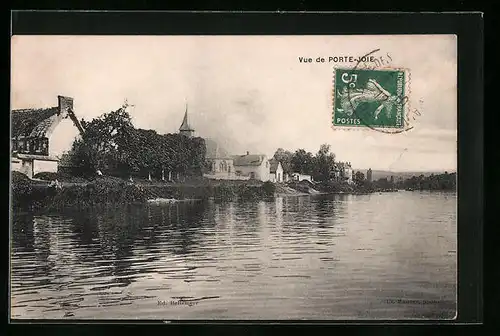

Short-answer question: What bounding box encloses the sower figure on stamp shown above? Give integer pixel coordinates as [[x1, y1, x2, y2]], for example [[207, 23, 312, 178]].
[[337, 78, 397, 120]]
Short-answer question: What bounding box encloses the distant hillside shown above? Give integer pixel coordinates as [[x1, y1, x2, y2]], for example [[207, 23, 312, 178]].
[[356, 169, 454, 181]]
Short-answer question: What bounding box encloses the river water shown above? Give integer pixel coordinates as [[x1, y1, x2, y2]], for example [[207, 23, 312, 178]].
[[10, 191, 457, 320]]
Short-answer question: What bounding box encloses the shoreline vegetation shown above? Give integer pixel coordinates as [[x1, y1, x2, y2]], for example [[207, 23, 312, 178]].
[[11, 171, 456, 212]]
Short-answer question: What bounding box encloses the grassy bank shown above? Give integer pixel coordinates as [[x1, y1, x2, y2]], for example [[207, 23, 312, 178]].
[[11, 172, 276, 211]]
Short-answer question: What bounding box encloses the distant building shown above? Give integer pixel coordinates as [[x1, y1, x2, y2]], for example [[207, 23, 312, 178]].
[[204, 151, 271, 181], [204, 141, 243, 180], [269, 159, 284, 183], [330, 161, 354, 184], [206, 157, 236, 175], [367, 168, 373, 182], [204, 152, 241, 180], [291, 172, 313, 183], [232, 152, 271, 181], [345, 162, 353, 184], [334, 161, 354, 184], [178, 104, 195, 138], [331, 164, 340, 180], [11, 96, 84, 178]]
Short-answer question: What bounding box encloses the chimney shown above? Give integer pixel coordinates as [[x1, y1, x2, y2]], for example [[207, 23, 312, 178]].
[[246, 151, 249, 155], [58, 95, 74, 116]]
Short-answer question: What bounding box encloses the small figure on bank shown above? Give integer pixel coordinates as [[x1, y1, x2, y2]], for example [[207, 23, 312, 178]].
[[49, 179, 62, 190]]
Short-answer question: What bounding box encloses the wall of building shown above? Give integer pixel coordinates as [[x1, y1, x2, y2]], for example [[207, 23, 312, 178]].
[[13, 160, 34, 178], [48, 118, 81, 159], [234, 160, 270, 182], [344, 168, 353, 184], [208, 158, 235, 174], [11, 158, 22, 174], [33, 159, 58, 176], [275, 165, 284, 183], [271, 167, 284, 183], [291, 173, 313, 183]]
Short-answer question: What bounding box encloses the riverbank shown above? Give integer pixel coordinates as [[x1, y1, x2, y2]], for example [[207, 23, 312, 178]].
[[11, 172, 417, 212], [11, 172, 276, 211]]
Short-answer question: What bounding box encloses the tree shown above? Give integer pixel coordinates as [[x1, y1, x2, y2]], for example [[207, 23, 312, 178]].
[[291, 149, 314, 175], [312, 144, 336, 182], [353, 171, 365, 186], [66, 106, 207, 179], [66, 106, 135, 176]]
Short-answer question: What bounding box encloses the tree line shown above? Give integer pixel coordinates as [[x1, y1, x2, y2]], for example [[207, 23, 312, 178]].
[[273, 145, 351, 183], [351, 171, 457, 191], [395, 172, 457, 191], [272, 145, 456, 191], [65, 107, 206, 179]]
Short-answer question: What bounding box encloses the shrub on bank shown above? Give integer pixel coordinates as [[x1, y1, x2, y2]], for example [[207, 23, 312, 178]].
[[11, 172, 33, 209], [262, 181, 276, 195], [11, 174, 278, 211], [314, 181, 355, 193], [12, 171, 31, 185]]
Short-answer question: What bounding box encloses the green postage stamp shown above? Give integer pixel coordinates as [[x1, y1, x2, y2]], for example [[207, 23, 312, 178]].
[[333, 68, 409, 130]]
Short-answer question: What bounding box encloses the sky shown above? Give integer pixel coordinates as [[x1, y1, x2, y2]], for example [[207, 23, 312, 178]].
[[11, 35, 457, 172]]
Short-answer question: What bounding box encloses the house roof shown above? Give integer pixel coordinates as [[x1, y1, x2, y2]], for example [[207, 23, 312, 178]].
[[11, 107, 59, 138], [232, 154, 266, 166]]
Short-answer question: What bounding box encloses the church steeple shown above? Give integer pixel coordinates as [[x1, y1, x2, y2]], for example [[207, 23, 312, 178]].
[[179, 102, 194, 137]]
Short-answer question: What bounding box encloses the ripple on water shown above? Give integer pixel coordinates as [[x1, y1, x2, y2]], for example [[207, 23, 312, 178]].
[[11, 192, 457, 320]]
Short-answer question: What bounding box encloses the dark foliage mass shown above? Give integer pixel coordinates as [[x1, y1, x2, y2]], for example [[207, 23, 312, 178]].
[[395, 172, 457, 191], [351, 172, 457, 192], [65, 107, 206, 179], [11, 172, 33, 208]]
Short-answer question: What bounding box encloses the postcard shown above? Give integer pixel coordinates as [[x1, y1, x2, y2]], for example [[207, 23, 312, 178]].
[[10, 34, 457, 320]]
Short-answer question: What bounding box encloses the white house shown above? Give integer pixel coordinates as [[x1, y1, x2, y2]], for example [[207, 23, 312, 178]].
[[333, 161, 354, 184], [291, 172, 313, 183], [232, 152, 271, 182], [269, 160, 284, 183], [11, 96, 84, 178], [343, 162, 354, 184]]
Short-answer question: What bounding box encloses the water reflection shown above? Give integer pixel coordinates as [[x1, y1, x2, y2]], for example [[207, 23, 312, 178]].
[[11, 192, 457, 320]]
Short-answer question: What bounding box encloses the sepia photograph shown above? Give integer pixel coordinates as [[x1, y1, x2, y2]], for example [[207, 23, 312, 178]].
[[10, 34, 458, 320]]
